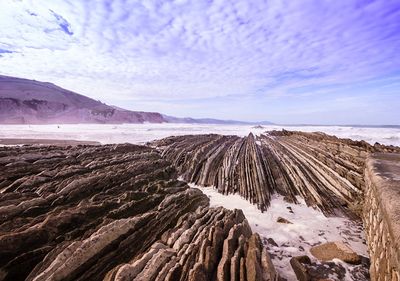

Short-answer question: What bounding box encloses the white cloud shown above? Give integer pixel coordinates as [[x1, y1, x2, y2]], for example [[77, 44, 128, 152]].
[[0, 0, 399, 123]]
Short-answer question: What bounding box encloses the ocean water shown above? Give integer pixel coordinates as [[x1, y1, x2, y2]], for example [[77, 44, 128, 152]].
[[0, 123, 399, 146]]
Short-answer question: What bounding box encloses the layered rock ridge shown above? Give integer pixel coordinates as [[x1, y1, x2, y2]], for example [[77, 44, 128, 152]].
[[152, 130, 399, 216], [0, 143, 276, 280]]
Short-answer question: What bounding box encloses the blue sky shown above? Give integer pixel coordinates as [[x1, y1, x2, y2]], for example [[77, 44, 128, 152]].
[[0, 0, 399, 124]]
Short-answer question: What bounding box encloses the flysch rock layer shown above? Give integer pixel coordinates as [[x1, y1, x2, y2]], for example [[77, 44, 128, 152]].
[[0, 143, 277, 281], [152, 130, 400, 216]]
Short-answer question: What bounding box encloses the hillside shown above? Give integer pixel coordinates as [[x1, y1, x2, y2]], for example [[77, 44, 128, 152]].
[[0, 75, 273, 125], [162, 114, 274, 125], [0, 75, 166, 124]]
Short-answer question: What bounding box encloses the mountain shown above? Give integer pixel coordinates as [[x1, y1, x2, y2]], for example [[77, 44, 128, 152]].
[[0, 75, 166, 124], [0, 75, 273, 125], [162, 114, 274, 125]]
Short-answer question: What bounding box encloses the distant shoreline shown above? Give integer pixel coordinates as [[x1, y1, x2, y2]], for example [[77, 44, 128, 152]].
[[0, 138, 100, 146], [0, 123, 399, 129], [279, 124, 400, 129]]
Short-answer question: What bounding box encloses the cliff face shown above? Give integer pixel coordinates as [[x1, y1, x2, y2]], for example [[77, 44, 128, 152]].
[[0, 75, 166, 124]]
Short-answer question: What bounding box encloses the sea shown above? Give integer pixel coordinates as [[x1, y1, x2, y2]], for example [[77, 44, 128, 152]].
[[0, 123, 399, 147]]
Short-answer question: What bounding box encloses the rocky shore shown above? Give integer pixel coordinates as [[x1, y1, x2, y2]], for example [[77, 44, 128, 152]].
[[152, 130, 399, 216], [0, 138, 100, 146], [0, 130, 399, 280], [0, 143, 275, 281]]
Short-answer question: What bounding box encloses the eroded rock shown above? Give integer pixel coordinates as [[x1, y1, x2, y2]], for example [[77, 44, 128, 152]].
[[290, 256, 311, 281], [152, 131, 400, 216], [276, 217, 292, 224], [310, 242, 361, 264], [0, 143, 277, 281]]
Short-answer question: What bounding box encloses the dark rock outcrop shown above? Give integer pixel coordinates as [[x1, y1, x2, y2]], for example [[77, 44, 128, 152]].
[[152, 131, 400, 216], [290, 256, 311, 281], [0, 143, 276, 281]]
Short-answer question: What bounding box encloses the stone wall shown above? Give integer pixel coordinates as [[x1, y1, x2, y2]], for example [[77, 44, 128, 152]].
[[363, 153, 400, 281]]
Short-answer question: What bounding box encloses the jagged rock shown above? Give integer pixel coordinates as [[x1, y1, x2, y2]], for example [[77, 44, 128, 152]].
[[294, 255, 311, 265], [244, 233, 278, 281], [266, 238, 278, 247], [152, 131, 400, 216], [310, 242, 361, 264], [246, 234, 263, 281], [261, 247, 278, 281], [152, 133, 274, 212], [290, 256, 311, 281], [188, 262, 208, 281], [0, 143, 276, 281], [306, 261, 348, 280], [276, 217, 292, 224]]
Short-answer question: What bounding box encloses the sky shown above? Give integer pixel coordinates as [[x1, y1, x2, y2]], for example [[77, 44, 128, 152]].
[[0, 0, 399, 125]]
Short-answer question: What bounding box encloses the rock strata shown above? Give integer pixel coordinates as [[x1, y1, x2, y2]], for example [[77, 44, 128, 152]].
[[152, 131, 399, 215], [0, 143, 276, 281]]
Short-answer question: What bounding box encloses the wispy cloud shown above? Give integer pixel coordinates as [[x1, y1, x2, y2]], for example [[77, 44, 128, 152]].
[[0, 0, 399, 123]]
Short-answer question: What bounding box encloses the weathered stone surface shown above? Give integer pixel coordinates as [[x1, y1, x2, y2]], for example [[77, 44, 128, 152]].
[[0, 143, 277, 281], [310, 242, 361, 264], [290, 256, 311, 281], [245, 233, 278, 281], [150, 130, 400, 280], [261, 247, 278, 281], [2, 131, 399, 280], [152, 133, 274, 212], [276, 217, 292, 224], [152, 131, 400, 216], [363, 153, 400, 281]]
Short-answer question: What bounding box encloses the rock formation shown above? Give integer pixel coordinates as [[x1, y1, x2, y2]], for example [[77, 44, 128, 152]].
[[1, 130, 399, 280], [0, 143, 277, 281], [309, 241, 360, 264], [152, 130, 399, 216]]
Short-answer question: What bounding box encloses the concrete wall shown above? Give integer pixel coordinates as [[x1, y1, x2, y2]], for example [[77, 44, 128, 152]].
[[363, 153, 400, 281]]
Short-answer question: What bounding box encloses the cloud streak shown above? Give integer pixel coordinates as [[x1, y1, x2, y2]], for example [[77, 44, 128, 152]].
[[0, 0, 399, 124]]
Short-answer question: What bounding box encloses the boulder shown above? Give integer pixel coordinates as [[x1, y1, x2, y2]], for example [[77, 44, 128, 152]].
[[310, 242, 361, 264], [276, 217, 293, 224], [290, 256, 311, 281]]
